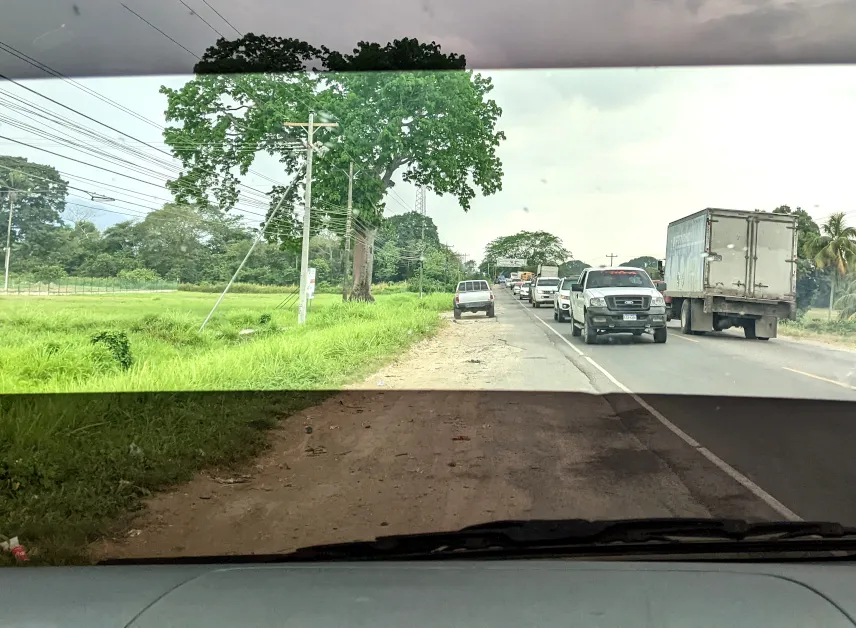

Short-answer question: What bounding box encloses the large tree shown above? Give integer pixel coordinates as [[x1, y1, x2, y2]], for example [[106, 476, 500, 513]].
[[483, 230, 570, 274], [160, 36, 505, 301], [0, 156, 68, 273]]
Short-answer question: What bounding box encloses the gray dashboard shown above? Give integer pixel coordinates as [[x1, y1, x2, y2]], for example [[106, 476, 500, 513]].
[[3, 560, 856, 627]]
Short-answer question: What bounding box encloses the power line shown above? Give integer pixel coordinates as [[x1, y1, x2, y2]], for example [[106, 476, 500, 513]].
[[120, 3, 200, 59], [0, 39, 288, 193], [199, 0, 242, 36], [178, 0, 226, 38]]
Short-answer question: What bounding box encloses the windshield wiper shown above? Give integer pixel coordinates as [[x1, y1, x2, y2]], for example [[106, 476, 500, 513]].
[[283, 518, 856, 561], [97, 518, 856, 565]]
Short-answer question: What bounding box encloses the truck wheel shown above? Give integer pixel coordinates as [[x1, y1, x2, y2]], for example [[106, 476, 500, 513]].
[[453, 308, 461, 320], [553, 309, 558, 320], [533, 301, 539, 308], [583, 318, 597, 345], [571, 319, 581, 336], [653, 327, 667, 343], [487, 306, 495, 318], [744, 320, 756, 339], [680, 301, 692, 335]]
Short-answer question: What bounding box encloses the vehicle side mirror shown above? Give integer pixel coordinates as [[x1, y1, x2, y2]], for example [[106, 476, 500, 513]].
[[657, 260, 664, 274], [571, 283, 583, 292]]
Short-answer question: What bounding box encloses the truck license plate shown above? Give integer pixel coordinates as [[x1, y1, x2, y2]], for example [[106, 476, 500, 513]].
[[623, 314, 637, 321]]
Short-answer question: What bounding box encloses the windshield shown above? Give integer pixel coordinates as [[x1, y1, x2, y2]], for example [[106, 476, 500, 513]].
[[1, 23, 855, 569], [586, 270, 654, 289]]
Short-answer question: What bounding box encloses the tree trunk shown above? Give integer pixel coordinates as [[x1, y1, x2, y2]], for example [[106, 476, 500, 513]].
[[350, 227, 376, 302], [829, 275, 836, 320]]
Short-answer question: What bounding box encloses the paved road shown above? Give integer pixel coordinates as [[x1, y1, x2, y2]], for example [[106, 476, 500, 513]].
[[496, 287, 856, 524]]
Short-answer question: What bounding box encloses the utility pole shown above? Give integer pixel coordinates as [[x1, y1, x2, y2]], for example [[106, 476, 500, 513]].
[[342, 160, 354, 301], [416, 186, 426, 298], [285, 114, 338, 324], [4, 192, 12, 293], [606, 253, 618, 266]]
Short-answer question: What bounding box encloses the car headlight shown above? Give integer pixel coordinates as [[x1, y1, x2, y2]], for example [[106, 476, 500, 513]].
[[560, 295, 569, 301], [651, 295, 665, 307], [588, 297, 607, 307]]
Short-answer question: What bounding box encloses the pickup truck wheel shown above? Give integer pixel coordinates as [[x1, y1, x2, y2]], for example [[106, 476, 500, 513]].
[[487, 306, 495, 318], [571, 316, 581, 336], [553, 309, 558, 320], [453, 308, 461, 320], [653, 327, 667, 343], [533, 301, 539, 308], [583, 318, 597, 345]]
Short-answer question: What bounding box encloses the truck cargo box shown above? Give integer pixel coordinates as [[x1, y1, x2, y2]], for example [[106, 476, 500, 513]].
[[664, 208, 797, 302]]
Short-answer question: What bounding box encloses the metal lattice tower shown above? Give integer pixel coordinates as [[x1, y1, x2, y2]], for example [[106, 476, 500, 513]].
[[415, 186, 426, 216]]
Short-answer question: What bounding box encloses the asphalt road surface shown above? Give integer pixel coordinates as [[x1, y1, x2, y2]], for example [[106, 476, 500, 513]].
[[499, 286, 856, 524]]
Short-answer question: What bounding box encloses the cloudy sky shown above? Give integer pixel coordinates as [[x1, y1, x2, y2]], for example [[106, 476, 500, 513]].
[[2, 0, 856, 265]]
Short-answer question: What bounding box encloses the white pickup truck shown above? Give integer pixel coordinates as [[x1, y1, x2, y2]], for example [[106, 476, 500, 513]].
[[570, 267, 667, 344], [454, 280, 495, 320]]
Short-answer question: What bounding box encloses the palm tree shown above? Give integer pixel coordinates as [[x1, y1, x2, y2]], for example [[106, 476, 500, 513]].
[[3, 171, 31, 292], [809, 212, 856, 320]]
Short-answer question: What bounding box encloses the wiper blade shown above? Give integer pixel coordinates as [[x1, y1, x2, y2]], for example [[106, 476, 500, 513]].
[[97, 518, 856, 565], [287, 518, 856, 560]]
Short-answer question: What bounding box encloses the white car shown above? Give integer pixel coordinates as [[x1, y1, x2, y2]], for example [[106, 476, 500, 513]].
[[518, 281, 531, 300], [570, 267, 667, 344], [530, 276, 560, 308], [552, 277, 575, 322]]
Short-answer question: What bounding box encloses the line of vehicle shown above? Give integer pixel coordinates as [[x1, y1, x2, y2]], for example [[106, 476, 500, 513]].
[[508, 294, 803, 522], [783, 367, 856, 392]]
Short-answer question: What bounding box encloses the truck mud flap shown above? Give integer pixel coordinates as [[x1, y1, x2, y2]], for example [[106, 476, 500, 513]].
[[690, 299, 713, 333]]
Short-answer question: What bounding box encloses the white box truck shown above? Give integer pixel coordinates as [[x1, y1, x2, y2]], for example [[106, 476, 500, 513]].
[[661, 208, 797, 340]]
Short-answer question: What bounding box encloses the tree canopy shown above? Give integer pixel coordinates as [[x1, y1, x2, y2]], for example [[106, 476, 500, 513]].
[[772, 205, 823, 314], [160, 35, 505, 299], [482, 230, 570, 273], [0, 156, 68, 253]]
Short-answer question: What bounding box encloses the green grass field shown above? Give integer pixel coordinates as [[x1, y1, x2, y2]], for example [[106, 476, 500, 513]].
[[0, 290, 452, 564]]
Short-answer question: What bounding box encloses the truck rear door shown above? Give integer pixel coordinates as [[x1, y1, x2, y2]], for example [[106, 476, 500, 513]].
[[751, 217, 796, 300], [707, 213, 751, 297]]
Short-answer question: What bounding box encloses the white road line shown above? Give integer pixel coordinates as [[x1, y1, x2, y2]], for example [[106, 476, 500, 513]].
[[783, 367, 856, 392], [508, 295, 802, 522]]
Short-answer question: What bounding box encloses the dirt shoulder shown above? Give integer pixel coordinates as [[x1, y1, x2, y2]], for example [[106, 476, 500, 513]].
[[95, 303, 777, 561]]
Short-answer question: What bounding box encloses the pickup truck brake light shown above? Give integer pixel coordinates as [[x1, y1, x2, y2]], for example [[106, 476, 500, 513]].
[[490, 293, 494, 300]]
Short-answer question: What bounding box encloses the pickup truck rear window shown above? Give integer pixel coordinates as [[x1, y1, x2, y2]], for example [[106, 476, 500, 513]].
[[457, 280, 490, 292]]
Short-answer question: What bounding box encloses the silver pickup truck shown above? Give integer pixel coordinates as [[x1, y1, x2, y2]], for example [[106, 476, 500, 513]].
[[454, 280, 495, 319]]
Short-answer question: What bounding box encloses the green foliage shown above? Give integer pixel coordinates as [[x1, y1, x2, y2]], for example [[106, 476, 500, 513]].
[[0, 156, 68, 253], [32, 265, 67, 285], [483, 231, 570, 273], [117, 268, 161, 283], [90, 331, 133, 370], [773, 205, 823, 315]]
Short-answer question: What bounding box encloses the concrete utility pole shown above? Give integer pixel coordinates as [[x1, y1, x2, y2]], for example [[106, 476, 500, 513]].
[[4, 192, 12, 293], [342, 160, 355, 301], [606, 253, 618, 265], [285, 114, 338, 324], [416, 186, 426, 298]]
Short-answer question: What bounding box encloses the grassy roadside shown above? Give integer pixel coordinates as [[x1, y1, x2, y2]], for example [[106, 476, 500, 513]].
[[0, 291, 452, 564], [778, 308, 856, 351]]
